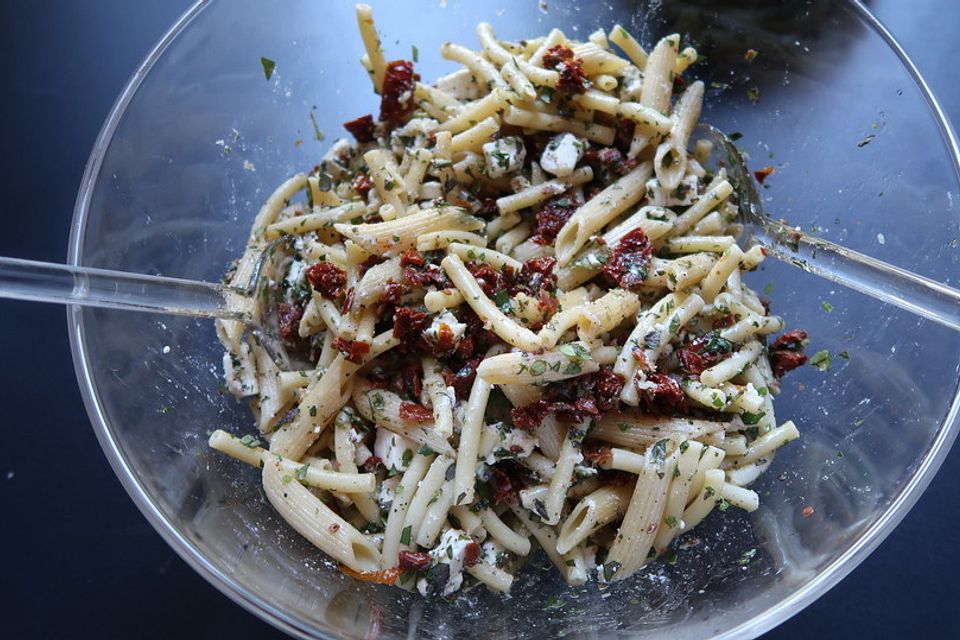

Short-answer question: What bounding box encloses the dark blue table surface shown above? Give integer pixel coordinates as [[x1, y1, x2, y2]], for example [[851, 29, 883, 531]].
[[2, 2, 958, 638]]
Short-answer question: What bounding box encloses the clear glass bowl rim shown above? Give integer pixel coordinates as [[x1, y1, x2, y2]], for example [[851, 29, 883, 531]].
[[65, 1, 960, 638]]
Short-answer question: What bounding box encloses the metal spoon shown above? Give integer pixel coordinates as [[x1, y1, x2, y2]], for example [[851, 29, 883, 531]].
[[699, 123, 960, 331]]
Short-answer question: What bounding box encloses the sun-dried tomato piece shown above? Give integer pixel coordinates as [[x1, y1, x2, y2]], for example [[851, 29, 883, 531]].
[[353, 171, 373, 197], [463, 542, 481, 568], [400, 360, 423, 400], [532, 197, 578, 245], [593, 368, 625, 412], [675, 347, 711, 375], [441, 357, 481, 401], [393, 306, 430, 340], [333, 337, 371, 364], [603, 227, 654, 292], [510, 400, 550, 431], [466, 262, 507, 297], [343, 114, 376, 142], [403, 263, 449, 289], [541, 45, 589, 94], [278, 302, 304, 343], [341, 287, 356, 314], [380, 60, 418, 126], [517, 256, 557, 293], [585, 146, 637, 178], [639, 373, 687, 413], [769, 329, 810, 377], [378, 281, 404, 317], [397, 550, 431, 572], [305, 262, 347, 298], [583, 444, 612, 467], [400, 249, 425, 268], [399, 402, 433, 423], [771, 329, 808, 351], [490, 463, 530, 505], [754, 165, 775, 184], [360, 455, 383, 473], [771, 350, 808, 377], [615, 119, 636, 154]]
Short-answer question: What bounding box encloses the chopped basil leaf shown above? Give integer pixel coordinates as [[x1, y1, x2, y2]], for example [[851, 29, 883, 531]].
[[810, 349, 831, 372], [400, 525, 412, 545]]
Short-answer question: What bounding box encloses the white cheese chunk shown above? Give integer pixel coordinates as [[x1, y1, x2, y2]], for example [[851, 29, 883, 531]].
[[483, 136, 526, 178], [374, 430, 417, 473], [540, 133, 586, 177]]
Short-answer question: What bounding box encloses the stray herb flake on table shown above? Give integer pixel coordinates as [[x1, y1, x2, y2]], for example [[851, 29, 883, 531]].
[[810, 349, 831, 372], [260, 56, 276, 80]]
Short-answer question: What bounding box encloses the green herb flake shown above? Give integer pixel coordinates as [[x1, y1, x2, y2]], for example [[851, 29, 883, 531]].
[[718, 497, 730, 512], [295, 464, 310, 482], [492, 290, 511, 312], [400, 525, 412, 545], [260, 56, 276, 80], [402, 449, 414, 466], [529, 360, 548, 376], [418, 444, 435, 456], [411, 45, 419, 62], [746, 87, 760, 103], [648, 439, 669, 465], [664, 515, 679, 528], [838, 350, 850, 360], [543, 595, 564, 610], [238, 434, 261, 449], [308, 110, 325, 141], [740, 411, 766, 426], [810, 349, 831, 372], [603, 561, 622, 581], [820, 300, 834, 313], [737, 548, 757, 565]]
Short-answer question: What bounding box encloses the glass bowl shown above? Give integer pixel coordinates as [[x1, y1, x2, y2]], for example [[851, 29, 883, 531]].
[[67, 0, 960, 638]]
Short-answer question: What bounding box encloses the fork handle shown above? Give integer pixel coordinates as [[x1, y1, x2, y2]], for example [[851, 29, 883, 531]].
[[0, 256, 248, 320], [753, 217, 960, 332]]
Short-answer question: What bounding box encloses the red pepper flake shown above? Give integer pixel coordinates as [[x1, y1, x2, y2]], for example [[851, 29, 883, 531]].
[[328, 523, 341, 533], [542, 45, 589, 94], [339, 565, 400, 586], [277, 302, 304, 343], [397, 550, 431, 571], [753, 165, 775, 184], [638, 373, 687, 413], [305, 262, 347, 298], [343, 114, 376, 142], [333, 337, 371, 364], [380, 60, 419, 126], [602, 227, 654, 292], [744, 48, 759, 63], [399, 402, 433, 423], [463, 541, 481, 568], [801, 505, 815, 517], [353, 171, 373, 197]]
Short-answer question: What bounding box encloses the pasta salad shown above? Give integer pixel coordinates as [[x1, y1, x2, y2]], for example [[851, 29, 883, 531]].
[[212, 5, 809, 597]]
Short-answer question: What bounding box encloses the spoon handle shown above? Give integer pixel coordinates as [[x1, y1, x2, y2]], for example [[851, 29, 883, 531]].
[[0, 256, 248, 320], [753, 218, 960, 332]]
